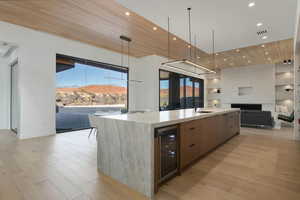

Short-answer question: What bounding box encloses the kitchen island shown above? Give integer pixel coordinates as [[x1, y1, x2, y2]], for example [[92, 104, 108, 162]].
[[91, 108, 240, 198]]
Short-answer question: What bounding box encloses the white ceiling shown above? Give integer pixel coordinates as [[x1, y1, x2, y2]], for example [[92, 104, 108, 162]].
[[116, 0, 297, 53]]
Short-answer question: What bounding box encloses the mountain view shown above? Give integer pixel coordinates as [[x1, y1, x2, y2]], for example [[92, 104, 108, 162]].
[[160, 86, 194, 107], [56, 85, 127, 106]]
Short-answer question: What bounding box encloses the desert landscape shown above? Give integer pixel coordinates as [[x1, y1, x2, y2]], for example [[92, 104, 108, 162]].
[[56, 85, 127, 106]]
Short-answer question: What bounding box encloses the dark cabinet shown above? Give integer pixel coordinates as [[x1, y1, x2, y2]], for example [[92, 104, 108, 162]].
[[180, 111, 240, 170], [155, 111, 240, 192]]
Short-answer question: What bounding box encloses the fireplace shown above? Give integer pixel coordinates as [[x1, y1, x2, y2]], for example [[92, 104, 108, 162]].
[[231, 104, 262, 111]]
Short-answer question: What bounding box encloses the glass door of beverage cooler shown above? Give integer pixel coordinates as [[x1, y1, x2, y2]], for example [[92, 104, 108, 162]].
[[155, 125, 179, 182]]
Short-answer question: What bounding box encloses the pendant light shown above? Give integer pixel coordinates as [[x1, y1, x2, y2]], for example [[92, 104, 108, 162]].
[[162, 16, 205, 77], [161, 8, 216, 74], [105, 35, 143, 83]]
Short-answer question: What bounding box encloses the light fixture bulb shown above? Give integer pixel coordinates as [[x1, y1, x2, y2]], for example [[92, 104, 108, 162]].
[[153, 27, 157, 31], [257, 22, 263, 27], [248, 2, 255, 7], [125, 12, 131, 16]]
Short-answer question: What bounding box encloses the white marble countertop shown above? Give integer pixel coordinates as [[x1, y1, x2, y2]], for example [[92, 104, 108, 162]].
[[95, 108, 240, 128]]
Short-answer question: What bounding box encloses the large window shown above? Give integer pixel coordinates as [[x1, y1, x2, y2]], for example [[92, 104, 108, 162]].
[[56, 55, 128, 133], [159, 69, 204, 111]]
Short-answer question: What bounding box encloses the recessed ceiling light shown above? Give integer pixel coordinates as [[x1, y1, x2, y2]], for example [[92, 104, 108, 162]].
[[216, 53, 219, 56], [261, 44, 265, 48], [242, 55, 246, 59], [248, 2, 255, 7], [236, 49, 240, 53], [173, 37, 177, 41], [257, 22, 263, 27], [125, 12, 131, 16], [153, 27, 157, 31], [188, 45, 191, 48], [262, 36, 268, 40]]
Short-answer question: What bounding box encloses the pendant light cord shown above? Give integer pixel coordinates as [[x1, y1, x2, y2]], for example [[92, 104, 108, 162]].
[[168, 17, 170, 60], [212, 29, 215, 70], [128, 40, 130, 69], [188, 8, 192, 59], [120, 39, 124, 80], [194, 35, 197, 62]]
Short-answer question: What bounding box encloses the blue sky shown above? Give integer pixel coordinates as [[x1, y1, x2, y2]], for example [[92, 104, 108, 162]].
[[160, 77, 193, 89], [56, 63, 127, 88]]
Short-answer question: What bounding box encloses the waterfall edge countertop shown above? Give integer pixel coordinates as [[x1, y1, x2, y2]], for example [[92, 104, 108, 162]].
[[96, 108, 240, 128], [92, 108, 240, 199]]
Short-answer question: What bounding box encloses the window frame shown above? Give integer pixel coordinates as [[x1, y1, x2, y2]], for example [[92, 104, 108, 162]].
[[159, 69, 204, 111]]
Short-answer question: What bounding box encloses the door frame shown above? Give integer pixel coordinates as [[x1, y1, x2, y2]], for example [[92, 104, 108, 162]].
[[10, 60, 18, 134]]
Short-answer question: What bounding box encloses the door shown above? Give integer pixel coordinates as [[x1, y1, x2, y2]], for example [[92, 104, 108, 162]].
[[10, 61, 19, 133]]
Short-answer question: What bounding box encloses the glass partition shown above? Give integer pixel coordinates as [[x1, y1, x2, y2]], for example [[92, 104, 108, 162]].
[[159, 71, 170, 110], [185, 77, 194, 108]]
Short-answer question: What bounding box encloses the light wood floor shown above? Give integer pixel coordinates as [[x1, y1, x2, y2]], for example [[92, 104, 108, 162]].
[[0, 128, 299, 200]]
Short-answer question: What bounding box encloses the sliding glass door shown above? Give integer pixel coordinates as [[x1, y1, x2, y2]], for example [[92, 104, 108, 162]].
[[159, 69, 204, 111], [11, 61, 19, 133], [56, 55, 128, 133]]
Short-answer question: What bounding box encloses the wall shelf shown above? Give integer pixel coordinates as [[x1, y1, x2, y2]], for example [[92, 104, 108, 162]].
[[275, 63, 294, 114]]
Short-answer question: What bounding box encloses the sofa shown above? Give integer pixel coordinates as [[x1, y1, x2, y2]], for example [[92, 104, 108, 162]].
[[241, 110, 274, 128]]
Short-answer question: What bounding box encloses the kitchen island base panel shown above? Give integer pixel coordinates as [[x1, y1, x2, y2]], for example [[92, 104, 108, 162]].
[[96, 118, 155, 198]]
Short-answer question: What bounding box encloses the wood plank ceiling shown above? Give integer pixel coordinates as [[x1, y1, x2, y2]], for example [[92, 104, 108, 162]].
[[0, 0, 293, 70]]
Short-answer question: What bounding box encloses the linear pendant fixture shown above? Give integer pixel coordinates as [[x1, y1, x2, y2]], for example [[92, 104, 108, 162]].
[[161, 8, 216, 75], [161, 59, 216, 74]]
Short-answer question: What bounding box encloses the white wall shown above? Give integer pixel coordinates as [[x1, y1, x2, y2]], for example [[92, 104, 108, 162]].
[[221, 64, 276, 113], [0, 21, 144, 139], [132, 55, 207, 111], [0, 21, 207, 139], [294, 0, 300, 140], [0, 57, 10, 129]]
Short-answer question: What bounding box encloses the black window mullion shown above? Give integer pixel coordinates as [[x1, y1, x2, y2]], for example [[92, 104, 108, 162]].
[[184, 77, 186, 108], [192, 80, 195, 108]]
